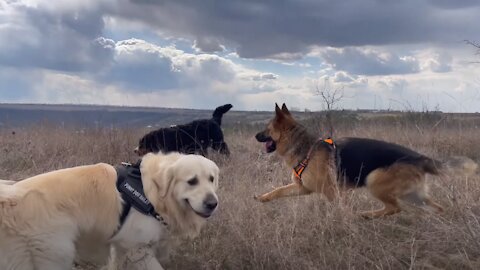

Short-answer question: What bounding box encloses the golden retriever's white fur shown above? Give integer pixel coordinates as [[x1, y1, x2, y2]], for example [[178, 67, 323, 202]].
[[0, 152, 219, 270], [0, 180, 16, 185]]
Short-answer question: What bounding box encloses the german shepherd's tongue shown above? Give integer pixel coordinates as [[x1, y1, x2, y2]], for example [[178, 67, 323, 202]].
[[265, 140, 273, 151]]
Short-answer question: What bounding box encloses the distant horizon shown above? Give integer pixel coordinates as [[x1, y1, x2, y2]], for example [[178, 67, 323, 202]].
[[1, 102, 478, 114]]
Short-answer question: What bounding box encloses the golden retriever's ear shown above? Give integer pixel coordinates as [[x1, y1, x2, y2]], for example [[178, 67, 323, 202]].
[[281, 103, 291, 115], [141, 153, 174, 201], [160, 166, 175, 198], [211, 164, 220, 188]]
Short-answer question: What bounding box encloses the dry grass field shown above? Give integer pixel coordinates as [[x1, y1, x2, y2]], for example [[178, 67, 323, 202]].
[[1, 114, 480, 270]]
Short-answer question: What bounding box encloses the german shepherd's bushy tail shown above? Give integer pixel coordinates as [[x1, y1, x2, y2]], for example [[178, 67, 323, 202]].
[[421, 156, 478, 177], [212, 104, 233, 126], [441, 156, 478, 177], [405, 156, 478, 176]]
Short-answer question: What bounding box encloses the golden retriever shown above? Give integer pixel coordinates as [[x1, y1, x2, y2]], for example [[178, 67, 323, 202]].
[[0, 152, 219, 270]]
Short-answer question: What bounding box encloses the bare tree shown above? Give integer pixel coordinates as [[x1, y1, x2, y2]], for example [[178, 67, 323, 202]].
[[465, 40, 480, 49], [465, 40, 480, 63], [313, 77, 344, 137]]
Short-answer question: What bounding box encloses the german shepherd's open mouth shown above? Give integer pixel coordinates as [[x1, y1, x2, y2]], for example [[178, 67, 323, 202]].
[[255, 132, 276, 153]]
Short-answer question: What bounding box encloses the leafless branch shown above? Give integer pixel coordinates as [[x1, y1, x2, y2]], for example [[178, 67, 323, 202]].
[[465, 40, 480, 63], [465, 39, 480, 49], [314, 78, 344, 111], [313, 78, 344, 137]]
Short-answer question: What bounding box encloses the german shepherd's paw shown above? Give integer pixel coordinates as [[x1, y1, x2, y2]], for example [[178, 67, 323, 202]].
[[359, 208, 401, 219], [359, 212, 375, 219], [254, 194, 270, 203]]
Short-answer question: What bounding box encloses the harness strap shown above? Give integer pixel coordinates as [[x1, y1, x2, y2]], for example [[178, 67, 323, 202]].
[[118, 198, 131, 227], [293, 138, 336, 181], [111, 161, 167, 238]]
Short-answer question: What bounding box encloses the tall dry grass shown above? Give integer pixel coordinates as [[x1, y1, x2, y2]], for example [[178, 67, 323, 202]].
[[1, 116, 480, 270]]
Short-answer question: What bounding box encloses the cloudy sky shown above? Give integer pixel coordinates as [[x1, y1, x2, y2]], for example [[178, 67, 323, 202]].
[[0, 0, 479, 111]]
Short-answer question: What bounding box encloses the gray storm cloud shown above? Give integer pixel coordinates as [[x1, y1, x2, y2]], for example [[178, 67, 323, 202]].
[[1, 0, 475, 73], [118, 0, 479, 58], [0, 3, 114, 71]]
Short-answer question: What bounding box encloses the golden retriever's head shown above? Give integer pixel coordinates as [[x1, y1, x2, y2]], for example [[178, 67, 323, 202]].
[[168, 155, 219, 218], [141, 153, 219, 237], [255, 103, 295, 153]]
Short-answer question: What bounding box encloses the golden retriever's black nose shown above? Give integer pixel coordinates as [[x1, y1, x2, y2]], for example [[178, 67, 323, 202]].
[[204, 194, 218, 211], [205, 201, 217, 211]]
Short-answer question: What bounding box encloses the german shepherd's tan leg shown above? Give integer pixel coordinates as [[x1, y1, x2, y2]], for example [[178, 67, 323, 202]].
[[360, 195, 401, 219], [360, 166, 411, 219], [424, 197, 444, 213], [255, 183, 311, 202], [313, 179, 338, 202], [361, 164, 444, 218]]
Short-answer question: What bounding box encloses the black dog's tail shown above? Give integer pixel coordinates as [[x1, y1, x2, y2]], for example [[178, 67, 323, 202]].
[[212, 104, 233, 126]]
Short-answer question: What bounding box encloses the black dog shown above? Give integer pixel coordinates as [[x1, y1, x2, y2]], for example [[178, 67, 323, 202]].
[[135, 104, 232, 156]]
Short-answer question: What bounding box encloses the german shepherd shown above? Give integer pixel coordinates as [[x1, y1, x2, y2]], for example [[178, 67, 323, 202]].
[[255, 103, 464, 218]]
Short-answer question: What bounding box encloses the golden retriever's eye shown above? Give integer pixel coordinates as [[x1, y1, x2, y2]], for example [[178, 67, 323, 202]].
[[209, 176, 214, 183], [187, 177, 198, 186]]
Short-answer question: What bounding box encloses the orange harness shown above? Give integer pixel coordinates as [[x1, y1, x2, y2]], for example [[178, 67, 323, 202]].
[[293, 138, 335, 182]]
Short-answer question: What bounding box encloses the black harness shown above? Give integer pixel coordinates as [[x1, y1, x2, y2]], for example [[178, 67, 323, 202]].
[[112, 161, 167, 237]]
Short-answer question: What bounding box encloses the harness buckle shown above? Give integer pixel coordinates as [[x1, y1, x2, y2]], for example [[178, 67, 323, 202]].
[[293, 137, 336, 181], [323, 138, 336, 148]]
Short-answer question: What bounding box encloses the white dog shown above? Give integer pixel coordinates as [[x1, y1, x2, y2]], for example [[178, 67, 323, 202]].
[[0, 152, 219, 270]]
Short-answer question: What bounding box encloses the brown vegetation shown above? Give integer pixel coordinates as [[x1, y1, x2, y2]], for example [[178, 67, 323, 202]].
[[1, 115, 480, 270]]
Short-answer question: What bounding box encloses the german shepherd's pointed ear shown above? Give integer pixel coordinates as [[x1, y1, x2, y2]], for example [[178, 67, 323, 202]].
[[275, 103, 284, 118], [281, 103, 291, 116]]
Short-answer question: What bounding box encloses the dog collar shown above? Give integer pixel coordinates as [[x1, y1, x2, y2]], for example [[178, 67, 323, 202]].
[[112, 161, 167, 237], [293, 138, 335, 181]]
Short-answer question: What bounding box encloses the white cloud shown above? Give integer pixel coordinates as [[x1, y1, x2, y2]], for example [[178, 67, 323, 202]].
[[333, 71, 355, 83], [192, 37, 225, 53], [250, 73, 278, 81], [0, 36, 285, 108], [321, 47, 420, 75], [418, 50, 453, 73]]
